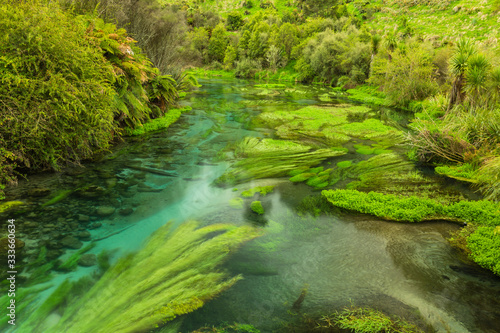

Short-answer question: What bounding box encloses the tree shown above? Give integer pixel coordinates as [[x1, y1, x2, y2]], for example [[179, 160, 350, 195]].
[[208, 23, 228, 63], [448, 39, 476, 110], [248, 21, 270, 60], [224, 45, 238, 70], [276, 23, 299, 59]]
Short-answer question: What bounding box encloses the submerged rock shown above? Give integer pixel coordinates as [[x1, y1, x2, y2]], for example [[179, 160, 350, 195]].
[[27, 188, 51, 197], [96, 206, 116, 217], [60, 236, 83, 249], [75, 231, 91, 240], [78, 253, 97, 267]]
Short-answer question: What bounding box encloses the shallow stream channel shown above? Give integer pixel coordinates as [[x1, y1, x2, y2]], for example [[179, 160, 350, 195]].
[[1, 78, 500, 333]]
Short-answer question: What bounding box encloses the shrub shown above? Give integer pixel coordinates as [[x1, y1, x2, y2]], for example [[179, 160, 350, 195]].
[[226, 11, 243, 30], [0, 2, 117, 172], [296, 26, 371, 85], [235, 58, 262, 78], [208, 23, 228, 63], [369, 40, 439, 107]]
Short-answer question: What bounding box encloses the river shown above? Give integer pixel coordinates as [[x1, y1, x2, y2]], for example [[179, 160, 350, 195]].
[[2, 78, 500, 333]]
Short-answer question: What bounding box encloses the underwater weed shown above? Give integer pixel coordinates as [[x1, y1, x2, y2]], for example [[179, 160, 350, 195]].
[[17, 222, 261, 333]]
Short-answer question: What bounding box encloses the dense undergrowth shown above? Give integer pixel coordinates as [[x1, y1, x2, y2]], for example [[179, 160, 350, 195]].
[[0, 0, 195, 199]]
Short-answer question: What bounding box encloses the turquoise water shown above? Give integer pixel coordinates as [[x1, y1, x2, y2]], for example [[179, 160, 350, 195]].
[[2, 79, 500, 332]]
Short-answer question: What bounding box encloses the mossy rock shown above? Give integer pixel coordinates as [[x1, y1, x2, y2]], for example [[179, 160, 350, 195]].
[[250, 201, 265, 215]]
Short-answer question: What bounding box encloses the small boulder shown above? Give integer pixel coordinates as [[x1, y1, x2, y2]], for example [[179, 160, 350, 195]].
[[96, 206, 115, 217], [78, 253, 97, 267], [27, 188, 51, 197], [78, 214, 90, 223], [60, 236, 82, 249], [75, 231, 91, 240]]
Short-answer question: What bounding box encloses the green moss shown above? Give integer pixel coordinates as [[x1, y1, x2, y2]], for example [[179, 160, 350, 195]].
[[468, 226, 500, 275], [290, 172, 316, 183], [241, 186, 275, 198], [250, 201, 265, 215], [125, 107, 191, 136], [332, 306, 424, 333], [41, 190, 72, 207], [337, 160, 352, 169], [229, 197, 244, 209], [0, 200, 23, 213], [435, 163, 479, 183]]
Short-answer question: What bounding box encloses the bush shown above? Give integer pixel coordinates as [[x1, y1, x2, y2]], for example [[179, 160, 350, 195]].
[[0, 2, 117, 172], [208, 23, 229, 63], [235, 58, 262, 78], [226, 11, 243, 30], [296, 26, 371, 85], [369, 40, 439, 107]]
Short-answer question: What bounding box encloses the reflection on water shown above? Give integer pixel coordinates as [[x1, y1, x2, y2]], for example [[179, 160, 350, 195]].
[[2, 79, 499, 333]]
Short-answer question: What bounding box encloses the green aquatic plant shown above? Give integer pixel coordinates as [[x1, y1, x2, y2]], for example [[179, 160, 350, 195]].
[[435, 163, 479, 183], [0, 200, 23, 213], [241, 186, 275, 198], [337, 160, 353, 169], [257, 104, 404, 148], [331, 306, 424, 333], [56, 243, 96, 272], [17, 221, 260, 333], [289, 173, 316, 183], [250, 201, 265, 215], [217, 147, 347, 186], [41, 190, 73, 207], [234, 137, 311, 157], [229, 197, 244, 209]]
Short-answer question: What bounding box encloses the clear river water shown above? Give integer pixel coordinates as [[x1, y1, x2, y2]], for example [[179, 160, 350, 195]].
[[2, 78, 500, 333]]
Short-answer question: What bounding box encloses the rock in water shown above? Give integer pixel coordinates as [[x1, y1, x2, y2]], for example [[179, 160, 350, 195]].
[[96, 206, 115, 217]]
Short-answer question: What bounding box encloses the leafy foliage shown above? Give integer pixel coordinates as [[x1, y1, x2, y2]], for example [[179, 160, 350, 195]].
[[369, 40, 439, 107], [0, 1, 183, 193]]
